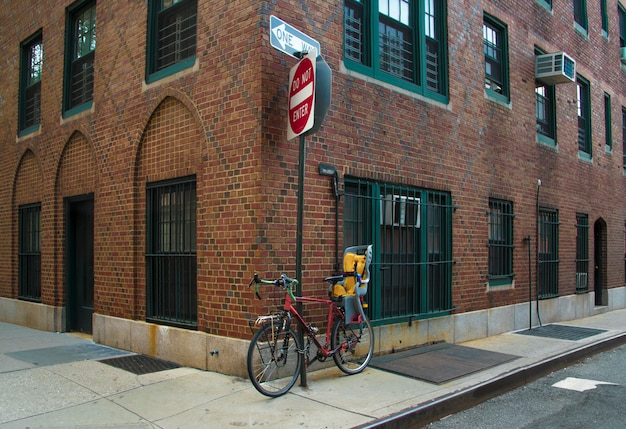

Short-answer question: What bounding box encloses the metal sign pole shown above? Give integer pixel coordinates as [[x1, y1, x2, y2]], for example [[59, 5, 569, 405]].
[[296, 133, 307, 387]]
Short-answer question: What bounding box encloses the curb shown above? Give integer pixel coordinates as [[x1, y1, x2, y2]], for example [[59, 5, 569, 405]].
[[357, 333, 626, 429]]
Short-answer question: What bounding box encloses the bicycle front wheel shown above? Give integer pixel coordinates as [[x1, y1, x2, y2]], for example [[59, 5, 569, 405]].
[[247, 323, 302, 397], [331, 314, 374, 374]]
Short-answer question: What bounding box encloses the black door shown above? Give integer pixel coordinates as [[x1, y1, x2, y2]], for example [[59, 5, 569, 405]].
[[66, 196, 94, 333], [594, 220, 604, 306]]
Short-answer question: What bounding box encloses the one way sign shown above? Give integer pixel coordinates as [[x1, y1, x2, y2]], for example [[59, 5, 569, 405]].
[[270, 15, 320, 58]]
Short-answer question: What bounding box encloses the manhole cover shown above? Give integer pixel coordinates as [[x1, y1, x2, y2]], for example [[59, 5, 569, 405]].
[[516, 324, 606, 341], [99, 354, 180, 375]]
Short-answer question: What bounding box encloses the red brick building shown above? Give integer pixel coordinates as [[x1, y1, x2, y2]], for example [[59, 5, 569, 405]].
[[1, 0, 625, 375]]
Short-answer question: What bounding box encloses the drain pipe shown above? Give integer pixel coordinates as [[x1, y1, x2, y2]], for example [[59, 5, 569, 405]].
[[535, 179, 543, 328], [525, 235, 532, 330]]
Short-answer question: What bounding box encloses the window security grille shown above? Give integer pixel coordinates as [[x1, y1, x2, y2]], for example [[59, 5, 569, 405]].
[[146, 177, 197, 328], [538, 208, 559, 299], [575, 214, 589, 293], [18, 204, 41, 302], [488, 199, 514, 279], [344, 179, 453, 321]]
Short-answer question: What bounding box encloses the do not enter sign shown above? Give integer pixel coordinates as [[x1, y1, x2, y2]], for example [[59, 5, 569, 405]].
[[287, 52, 316, 140]]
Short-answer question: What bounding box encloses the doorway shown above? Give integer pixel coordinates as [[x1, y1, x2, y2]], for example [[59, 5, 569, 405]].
[[66, 195, 94, 333], [593, 218, 607, 307]]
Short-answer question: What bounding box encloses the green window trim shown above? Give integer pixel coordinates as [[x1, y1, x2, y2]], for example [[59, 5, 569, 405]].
[[343, 0, 449, 104], [18, 203, 42, 302], [146, 0, 198, 84], [63, 0, 96, 115], [487, 199, 514, 279], [575, 213, 589, 294], [605, 93, 612, 150], [483, 14, 509, 102], [344, 177, 454, 323], [573, 0, 588, 34], [18, 31, 43, 134], [601, 0, 609, 36], [146, 175, 198, 329], [536, 0, 553, 12], [576, 75, 591, 156]]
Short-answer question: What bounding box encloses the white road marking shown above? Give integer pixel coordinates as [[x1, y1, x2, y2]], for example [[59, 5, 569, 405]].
[[552, 377, 618, 392]]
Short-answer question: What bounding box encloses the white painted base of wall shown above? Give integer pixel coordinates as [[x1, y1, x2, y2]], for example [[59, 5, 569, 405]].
[[2, 287, 624, 377]]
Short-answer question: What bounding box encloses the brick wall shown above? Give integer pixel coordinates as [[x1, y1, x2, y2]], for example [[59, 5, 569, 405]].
[[1, 0, 625, 341]]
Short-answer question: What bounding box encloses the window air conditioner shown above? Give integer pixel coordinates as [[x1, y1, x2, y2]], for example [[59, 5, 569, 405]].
[[621, 47, 626, 65], [535, 52, 576, 85]]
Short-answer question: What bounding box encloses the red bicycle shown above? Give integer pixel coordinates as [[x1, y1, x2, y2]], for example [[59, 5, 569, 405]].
[[246, 245, 374, 397]]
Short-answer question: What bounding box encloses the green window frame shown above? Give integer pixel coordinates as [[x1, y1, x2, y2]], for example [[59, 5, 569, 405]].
[[538, 207, 559, 299], [604, 93, 612, 150], [601, 0, 609, 36], [622, 107, 626, 168], [343, 0, 448, 103], [146, 0, 198, 84], [537, 0, 552, 11], [18, 203, 41, 302], [344, 178, 453, 323], [483, 14, 509, 102], [19, 32, 43, 135], [64, 0, 96, 116], [536, 84, 556, 143], [617, 3, 626, 48], [573, 0, 588, 34], [577, 75, 591, 157], [146, 176, 197, 329], [575, 213, 589, 293], [487, 199, 514, 281]]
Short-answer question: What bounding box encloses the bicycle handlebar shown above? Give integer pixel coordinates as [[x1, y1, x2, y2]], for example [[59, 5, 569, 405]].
[[248, 273, 299, 301]]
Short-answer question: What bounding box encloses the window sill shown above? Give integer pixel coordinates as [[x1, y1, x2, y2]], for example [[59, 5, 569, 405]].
[[536, 134, 557, 151], [62, 101, 93, 120], [484, 90, 511, 109], [486, 277, 515, 291], [145, 56, 197, 86], [578, 150, 592, 163], [340, 61, 450, 109], [17, 124, 41, 140]]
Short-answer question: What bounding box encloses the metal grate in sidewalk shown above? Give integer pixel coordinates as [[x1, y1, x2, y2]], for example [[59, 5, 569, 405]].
[[516, 324, 606, 341], [99, 354, 180, 375]]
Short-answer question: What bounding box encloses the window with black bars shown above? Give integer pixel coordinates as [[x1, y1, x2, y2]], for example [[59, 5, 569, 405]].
[[487, 199, 514, 279], [18, 204, 41, 302], [65, 1, 96, 112], [146, 176, 197, 328], [343, 0, 447, 100], [575, 214, 589, 293], [622, 107, 626, 168], [344, 178, 453, 322], [577, 76, 591, 155], [617, 3, 626, 48], [573, 0, 588, 31], [149, 0, 197, 75], [19, 33, 42, 132], [601, 0, 609, 34], [538, 208, 559, 299], [604, 93, 612, 149]]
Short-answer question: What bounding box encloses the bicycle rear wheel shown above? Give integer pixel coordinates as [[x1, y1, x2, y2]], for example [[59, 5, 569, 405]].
[[331, 314, 374, 374], [247, 323, 302, 397]]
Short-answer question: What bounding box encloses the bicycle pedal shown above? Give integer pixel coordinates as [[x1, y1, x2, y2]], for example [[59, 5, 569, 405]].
[[362, 303, 369, 309]]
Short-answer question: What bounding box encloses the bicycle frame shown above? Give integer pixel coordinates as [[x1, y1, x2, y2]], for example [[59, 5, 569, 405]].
[[282, 291, 345, 361]]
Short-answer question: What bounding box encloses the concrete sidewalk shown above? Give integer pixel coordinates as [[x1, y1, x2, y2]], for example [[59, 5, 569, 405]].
[[1, 309, 626, 429]]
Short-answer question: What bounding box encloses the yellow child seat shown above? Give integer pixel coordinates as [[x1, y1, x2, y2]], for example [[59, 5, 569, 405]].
[[331, 245, 372, 299]]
